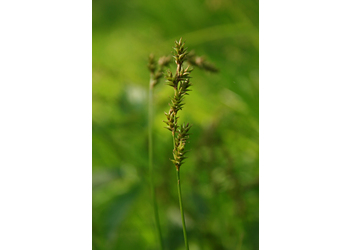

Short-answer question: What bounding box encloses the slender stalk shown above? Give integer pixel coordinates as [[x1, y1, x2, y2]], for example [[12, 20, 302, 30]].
[[163, 38, 193, 250], [152, 38, 217, 250], [176, 169, 189, 250], [148, 81, 164, 250]]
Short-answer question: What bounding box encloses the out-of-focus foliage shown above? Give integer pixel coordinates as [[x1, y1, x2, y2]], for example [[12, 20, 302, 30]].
[[92, 0, 258, 249]]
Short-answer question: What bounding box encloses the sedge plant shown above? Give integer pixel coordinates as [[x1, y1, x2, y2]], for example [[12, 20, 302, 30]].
[[163, 38, 192, 250], [148, 54, 171, 250], [148, 38, 217, 250]]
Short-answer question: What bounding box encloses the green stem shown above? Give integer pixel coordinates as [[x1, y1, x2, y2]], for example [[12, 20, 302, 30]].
[[176, 169, 189, 250], [149, 82, 165, 250]]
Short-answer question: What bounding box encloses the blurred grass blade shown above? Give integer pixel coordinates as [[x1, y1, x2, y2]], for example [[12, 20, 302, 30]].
[[105, 184, 141, 241]]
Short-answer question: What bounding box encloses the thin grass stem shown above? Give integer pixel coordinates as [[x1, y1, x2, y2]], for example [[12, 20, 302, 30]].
[[176, 169, 189, 250], [148, 82, 165, 250]]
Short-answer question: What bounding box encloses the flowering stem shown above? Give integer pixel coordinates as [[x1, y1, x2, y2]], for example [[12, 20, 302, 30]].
[[176, 169, 189, 250], [149, 81, 164, 250]]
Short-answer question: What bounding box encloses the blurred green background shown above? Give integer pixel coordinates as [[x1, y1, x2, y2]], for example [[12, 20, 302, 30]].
[[92, 0, 258, 249]]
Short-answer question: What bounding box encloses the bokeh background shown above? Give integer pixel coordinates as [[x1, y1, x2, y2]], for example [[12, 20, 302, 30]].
[[92, 0, 258, 249]]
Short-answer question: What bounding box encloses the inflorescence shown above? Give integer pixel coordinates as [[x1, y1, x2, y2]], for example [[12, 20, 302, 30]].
[[148, 54, 171, 88], [147, 38, 218, 171], [163, 38, 193, 171]]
